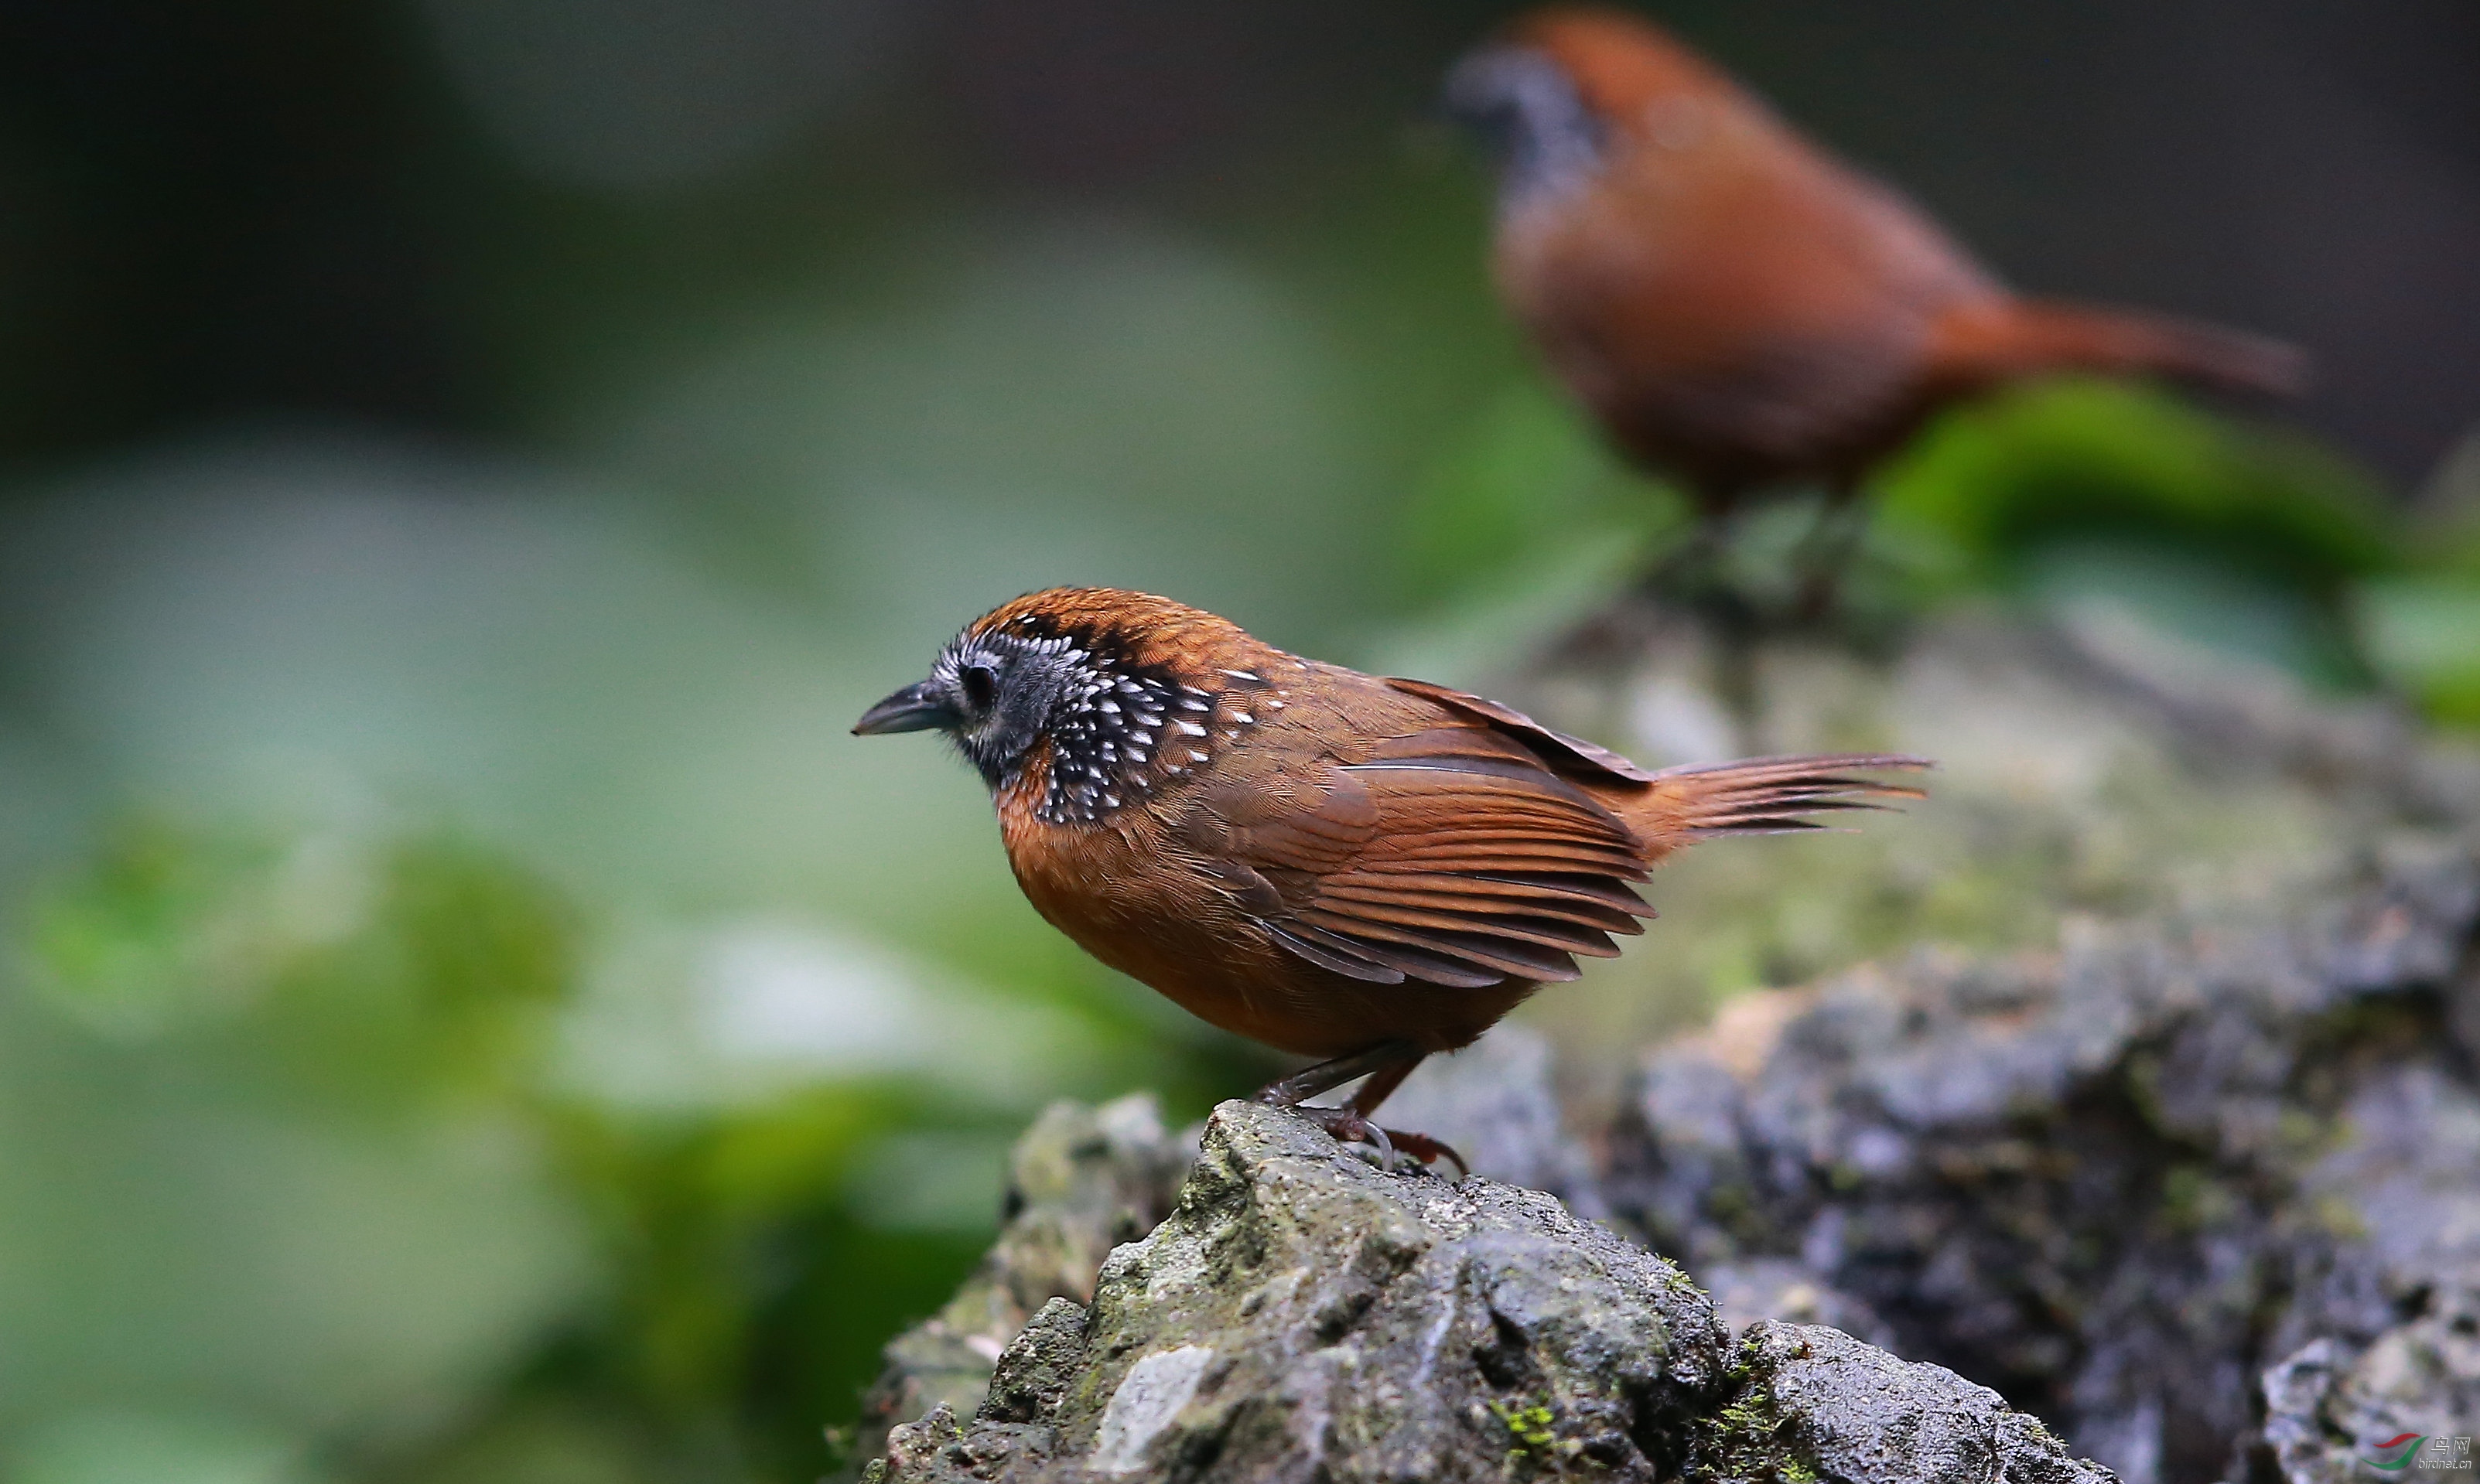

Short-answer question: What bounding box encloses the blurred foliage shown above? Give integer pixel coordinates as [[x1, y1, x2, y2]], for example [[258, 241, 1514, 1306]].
[[2353, 434, 2480, 725], [1386, 372, 2480, 726], [1368, 377, 1686, 680], [2354, 577, 2480, 725], [1879, 379, 2397, 597], [2, 819, 1242, 1484], [1874, 380, 2400, 687], [1392, 379, 1677, 612], [28, 824, 569, 1103]]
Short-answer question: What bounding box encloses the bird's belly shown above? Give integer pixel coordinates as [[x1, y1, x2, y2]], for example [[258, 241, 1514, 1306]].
[[1126, 945, 1540, 1061], [1501, 203, 1935, 494], [1006, 830, 1536, 1059]]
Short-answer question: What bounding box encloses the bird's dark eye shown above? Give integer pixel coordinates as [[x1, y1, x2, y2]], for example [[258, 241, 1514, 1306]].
[[960, 664, 999, 713]]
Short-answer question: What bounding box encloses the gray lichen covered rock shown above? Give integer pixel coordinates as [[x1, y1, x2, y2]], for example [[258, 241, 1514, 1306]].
[[2258, 1281, 2480, 1484], [1730, 1322, 2103, 1484], [868, 1102, 2113, 1484], [858, 1094, 1195, 1465], [1607, 831, 2480, 1484], [1505, 606, 2480, 1082]]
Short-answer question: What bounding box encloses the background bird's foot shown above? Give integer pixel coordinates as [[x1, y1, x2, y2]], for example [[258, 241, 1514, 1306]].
[[1791, 565, 1846, 626]]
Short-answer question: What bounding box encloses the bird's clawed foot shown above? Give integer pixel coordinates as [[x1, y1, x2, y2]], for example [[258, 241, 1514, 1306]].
[[1251, 1041, 1467, 1176], [1378, 1125, 1469, 1178], [1785, 487, 1870, 627], [1273, 1101, 1468, 1179]]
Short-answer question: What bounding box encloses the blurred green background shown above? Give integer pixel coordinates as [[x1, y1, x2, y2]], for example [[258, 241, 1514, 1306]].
[[0, 2, 2475, 1482]]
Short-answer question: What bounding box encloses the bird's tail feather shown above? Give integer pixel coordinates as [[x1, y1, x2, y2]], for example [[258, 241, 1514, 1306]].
[[1930, 299, 2307, 397], [1618, 753, 1931, 860]]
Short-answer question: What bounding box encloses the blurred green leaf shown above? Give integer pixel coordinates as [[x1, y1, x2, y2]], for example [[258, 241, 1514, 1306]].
[[2028, 539, 2369, 689], [5, 1411, 316, 1484], [2408, 429, 2480, 581], [2352, 575, 2480, 726], [23, 822, 580, 1116], [1876, 378, 2397, 602], [1392, 378, 1685, 611], [22, 822, 299, 1038], [5, 813, 1075, 1484]]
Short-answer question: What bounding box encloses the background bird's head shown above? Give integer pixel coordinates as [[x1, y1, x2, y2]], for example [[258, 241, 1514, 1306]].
[[851, 588, 1245, 798], [1442, 35, 1607, 216], [1444, 7, 1761, 213]]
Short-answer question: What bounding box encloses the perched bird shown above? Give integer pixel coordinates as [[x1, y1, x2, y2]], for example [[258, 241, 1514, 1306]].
[[1443, 8, 2305, 578], [853, 587, 1926, 1167]]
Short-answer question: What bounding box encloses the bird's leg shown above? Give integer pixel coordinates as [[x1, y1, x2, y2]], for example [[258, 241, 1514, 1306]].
[[1546, 513, 1720, 670], [1790, 483, 1870, 623], [1640, 506, 1751, 626], [1254, 1041, 1419, 1107], [1644, 513, 1723, 592], [1255, 1042, 1467, 1177]]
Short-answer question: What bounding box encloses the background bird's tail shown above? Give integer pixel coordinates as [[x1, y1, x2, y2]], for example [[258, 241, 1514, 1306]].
[[1929, 299, 2309, 397], [1618, 754, 1931, 861]]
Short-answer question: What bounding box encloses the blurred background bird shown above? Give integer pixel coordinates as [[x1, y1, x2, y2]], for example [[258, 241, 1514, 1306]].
[[854, 587, 1925, 1165], [1444, 6, 2311, 612]]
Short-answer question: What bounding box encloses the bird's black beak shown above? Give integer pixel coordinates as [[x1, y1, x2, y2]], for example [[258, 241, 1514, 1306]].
[[852, 680, 958, 736], [1439, 45, 1522, 131]]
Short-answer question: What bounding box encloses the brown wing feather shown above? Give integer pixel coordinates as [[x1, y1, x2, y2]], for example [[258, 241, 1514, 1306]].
[[1190, 672, 1925, 990], [1382, 680, 1660, 783], [1201, 728, 1657, 990], [1318, 877, 1644, 934]]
